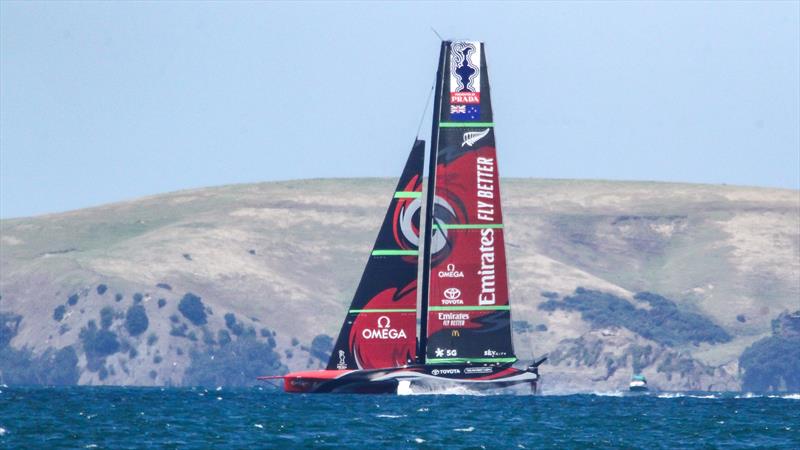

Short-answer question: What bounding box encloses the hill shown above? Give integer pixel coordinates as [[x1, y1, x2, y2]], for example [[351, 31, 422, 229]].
[[1, 178, 798, 392]]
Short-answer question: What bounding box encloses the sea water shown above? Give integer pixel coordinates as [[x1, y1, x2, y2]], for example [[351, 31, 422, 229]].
[[0, 386, 798, 448]]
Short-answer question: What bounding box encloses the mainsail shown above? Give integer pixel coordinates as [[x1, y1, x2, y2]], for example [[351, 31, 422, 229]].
[[327, 140, 425, 370], [421, 41, 516, 365]]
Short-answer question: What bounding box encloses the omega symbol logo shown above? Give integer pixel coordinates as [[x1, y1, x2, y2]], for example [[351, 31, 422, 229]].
[[377, 316, 391, 328]]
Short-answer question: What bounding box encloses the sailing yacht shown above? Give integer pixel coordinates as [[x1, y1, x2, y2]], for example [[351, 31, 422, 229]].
[[259, 40, 545, 393]]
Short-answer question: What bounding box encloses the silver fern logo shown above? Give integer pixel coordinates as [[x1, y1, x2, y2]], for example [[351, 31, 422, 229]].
[[461, 128, 490, 147]]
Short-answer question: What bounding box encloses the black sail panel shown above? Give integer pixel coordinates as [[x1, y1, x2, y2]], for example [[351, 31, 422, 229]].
[[326, 140, 425, 370], [423, 41, 516, 365]]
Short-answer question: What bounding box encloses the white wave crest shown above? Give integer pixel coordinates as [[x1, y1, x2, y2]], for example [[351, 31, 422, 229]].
[[398, 384, 490, 396], [592, 391, 625, 397]]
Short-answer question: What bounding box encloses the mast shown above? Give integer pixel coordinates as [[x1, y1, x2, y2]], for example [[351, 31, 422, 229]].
[[417, 41, 448, 364]]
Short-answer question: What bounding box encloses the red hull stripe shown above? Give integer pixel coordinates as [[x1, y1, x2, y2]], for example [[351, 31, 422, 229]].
[[281, 370, 353, 380]]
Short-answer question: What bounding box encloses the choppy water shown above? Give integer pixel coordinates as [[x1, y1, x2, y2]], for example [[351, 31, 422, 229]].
[[1, 386, 798, 448]]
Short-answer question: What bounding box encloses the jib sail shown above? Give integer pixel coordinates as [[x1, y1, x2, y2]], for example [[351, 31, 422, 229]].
[[421, 41, 516, 365], [327, 140, 425, 370]]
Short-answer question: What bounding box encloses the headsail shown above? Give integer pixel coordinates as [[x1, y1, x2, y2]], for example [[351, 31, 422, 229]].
[[421, 41, 516, 365], [327, 140, 425, 370]]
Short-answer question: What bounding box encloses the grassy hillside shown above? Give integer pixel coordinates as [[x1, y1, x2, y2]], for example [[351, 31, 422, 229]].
[[1, 178, 797, 392]]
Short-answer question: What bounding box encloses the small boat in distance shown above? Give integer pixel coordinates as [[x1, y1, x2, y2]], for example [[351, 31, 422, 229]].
[[259, 40, 545, 394], [629, 374, 649, 392]]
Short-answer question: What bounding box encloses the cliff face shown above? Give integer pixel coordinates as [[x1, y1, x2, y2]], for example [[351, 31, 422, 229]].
[[1, 179, 798, 392]]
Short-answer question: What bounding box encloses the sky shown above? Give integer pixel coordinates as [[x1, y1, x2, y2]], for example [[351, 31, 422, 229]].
[[1, 1, 798, 219]]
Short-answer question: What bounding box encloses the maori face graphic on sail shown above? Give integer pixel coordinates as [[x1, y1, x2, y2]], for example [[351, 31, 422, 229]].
[[392, 175, 422, 260], [391, 178, 465, 266], [430, 191, 468, 265]]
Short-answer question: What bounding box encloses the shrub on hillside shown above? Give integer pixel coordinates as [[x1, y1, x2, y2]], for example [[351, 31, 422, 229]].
[[218, 329, 231, 346], [310, 334, 333, 362], [539, 288, 731, 346], [740, 321, 800, 392], [67, 294, 79, 306], [178, 293, 207, 326], [0, 345, 80, 385], [100, 307, 114, 330], [53, 305, 66, 322], [96, 284, 108, 295], [224, 313, 244, 336], [170, 323, 188, 337], [157, 298, 167, 308], [512, 320, 533, 333], [0, 313, 22, 350], [79, 320, 120, 371], [183, 335, 285, 387], [125, 305, 149, 336]]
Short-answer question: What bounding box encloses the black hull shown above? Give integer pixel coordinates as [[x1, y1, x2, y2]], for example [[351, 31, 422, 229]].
[[270, 363, 540, 394]]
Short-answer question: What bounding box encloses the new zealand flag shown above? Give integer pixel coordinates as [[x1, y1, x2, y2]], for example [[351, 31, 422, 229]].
[[450, 104, 481, 121]]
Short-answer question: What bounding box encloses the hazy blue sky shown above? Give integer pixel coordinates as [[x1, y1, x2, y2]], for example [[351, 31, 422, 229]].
[[1, 1, 798, 218]]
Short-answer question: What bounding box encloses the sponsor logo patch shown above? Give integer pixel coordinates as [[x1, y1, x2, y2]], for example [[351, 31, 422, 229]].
[[361, 316, 408, 340], [438, 263, 465, 278], [431, 368, 461, 376], [450, 104, 481, 121], [465, 366, 494, 374], [435, 347, 457, 357], [478, 227, 496, 305], [449, 41, 481, 103], [336, 350, 347, 370], [462, 128, 490, 147], [438, 312, 469, 327], [451, 91, 480, 104], [442, 287, 463, 305]]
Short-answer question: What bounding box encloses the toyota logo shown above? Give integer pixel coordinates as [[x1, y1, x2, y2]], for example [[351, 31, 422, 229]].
[[443, 288, 461, 300]]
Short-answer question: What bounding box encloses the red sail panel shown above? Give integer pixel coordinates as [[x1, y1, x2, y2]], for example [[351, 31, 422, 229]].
[[424, 41, 516, 365], [346, 282, 417, 370], [429, 146, 508, 310]]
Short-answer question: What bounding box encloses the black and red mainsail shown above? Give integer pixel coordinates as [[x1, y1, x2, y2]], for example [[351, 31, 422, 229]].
[[327, 140, 424, 370], [420, 41, 516, 366]]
